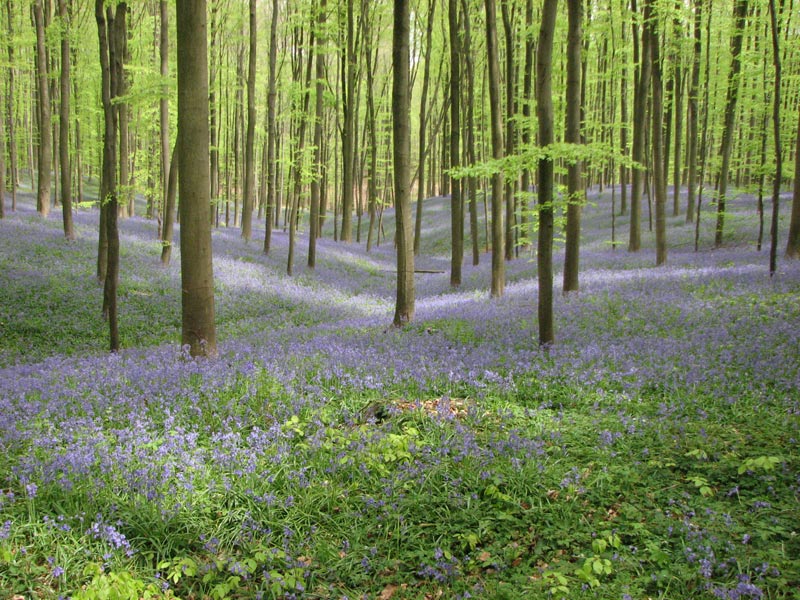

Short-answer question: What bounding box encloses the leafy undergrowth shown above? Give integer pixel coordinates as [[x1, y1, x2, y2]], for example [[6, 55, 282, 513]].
[[1, 375, 798, 599], [1, 188, 799, 599]]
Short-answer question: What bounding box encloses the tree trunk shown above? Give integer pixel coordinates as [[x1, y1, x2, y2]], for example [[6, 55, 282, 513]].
[[33, 0, 52, 217], [5, 1, 18, 212], [537, 0, 557, 346], [264, 0, 278, 255], [485, 0, 505, 298], [392, 0, 415, 326], [767, 0, 781, 274], [115, 3, 130, 219], [241, 0, 257, 240], [160, 144, 178, 265], [449, 0, 462, 287], [58, 0, 74, 239], [648, 0, 667, 265], [413, 0, 436, 256], [786, 103, 800, 258], [628, 0, 651, 252], [96, 1, 119, 351], [519, 0, 534, 251], [501, 0, 516, 261], [159, 0, 170, 230], [686, 0, 702, 223], [309, 0, 326, 267], [462, 0, 480, 266], [341, 0, 357, 242], [714, 0, 748, 248], [562, 0, 582, 292], [176, 0, 217, 357]]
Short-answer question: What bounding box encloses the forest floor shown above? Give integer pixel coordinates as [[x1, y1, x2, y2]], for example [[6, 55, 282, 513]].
[[0, 185, 799, 599]]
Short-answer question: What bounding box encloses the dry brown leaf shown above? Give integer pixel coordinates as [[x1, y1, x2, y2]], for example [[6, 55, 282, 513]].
[[379, 583, 398, 599]]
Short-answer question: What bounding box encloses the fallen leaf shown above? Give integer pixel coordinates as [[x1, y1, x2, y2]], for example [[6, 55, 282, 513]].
[[379, 583, 398, 599]]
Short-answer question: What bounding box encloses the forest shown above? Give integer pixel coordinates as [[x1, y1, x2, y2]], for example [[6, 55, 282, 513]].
[[1, 0, 799, 598]]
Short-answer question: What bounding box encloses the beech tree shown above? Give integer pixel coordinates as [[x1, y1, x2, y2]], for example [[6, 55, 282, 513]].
[[537, 0, 557, 345], [59, 0, 74, 240], [33, 0, 52, 218], [392, 0, 414, 326], [240, 0, 257, 241], [485, 0, 505, 298], [176, 0, 217, 357], [563, 0, 583, 292]]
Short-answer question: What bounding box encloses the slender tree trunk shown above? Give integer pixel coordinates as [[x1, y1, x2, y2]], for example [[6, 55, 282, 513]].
[[309, 0, 326, 267], [648, 0, 667, 265], [628, 0, 651, 252], [0, 86, 4, 218], [5, 1, 17, 212], [449, 0, 462, 287], [210, 0, 220, 224], [241, 0, 257, 240], [485, 0, 505, 297], [413, 0, 436, 255], [537, 0, 558, 346], [264, 0, 278, 255], [519, 0, 534, 251], [786, 103, 800, 258], [176, 0, 217, 357], [563, 0, 583, 292], [714, 0, 748, 248], [58, 0, 74, 239], [161, 144, 178, 265], [462, 0, 480, 266], [341, 0, 357, 242], [159, 0, 170, 229], [115, 3, 130, 219], [686, 0, 702, 223], [767, 0, 781, 274], [501, 0, 516, 261], [619, 7, 628, 216], [34, 0, 52, 217], [392, 0, 415, 326]]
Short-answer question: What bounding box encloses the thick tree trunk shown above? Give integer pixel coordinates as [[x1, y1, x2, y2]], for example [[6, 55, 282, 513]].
[[537, 0, 557, 346], [115, 3, 130, 219], [714, 0, 748, 248], [33, 0, 52, 218], [563, 0, 582, 292], [485, 0, 505, 298], [449, 0, 462, 287], [96, 1, 119, 351], [241, 0, 257, 241], [392, 0, 415, 326], [176, 0, 217, 357], [59, 0, 74, 239], [264, 0, 278, 255]]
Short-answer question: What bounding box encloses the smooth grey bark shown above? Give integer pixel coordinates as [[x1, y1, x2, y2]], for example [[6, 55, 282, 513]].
[[485, 0, 505, 298], [462, 0, 480, 266], [264, 0, 278, 255], [787, 103, 800, 258], [59, 0, 74, 239], [685, 0, 702, 224], [449, 0, 462, 287], [160, 144, 178, 265], [96, 0, 119, 351], [413, 0, 436, 256], [562, 0, 583, 292], [340, 0, 357, 242], [392, 0, 415, 326], [241, 0, 257, 241], [159, 0, 170, 229], [176, 0, 217, 357], [5, 0, 17, 212], [309, 0, 326, 267], [33, 0, 52, 217], [767, 0, 781, 274], [537, 0, 558, 346], [647, 0, 667, 265]]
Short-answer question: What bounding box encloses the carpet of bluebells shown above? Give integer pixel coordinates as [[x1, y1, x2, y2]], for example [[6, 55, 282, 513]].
[[1, 185, 799, 600]]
